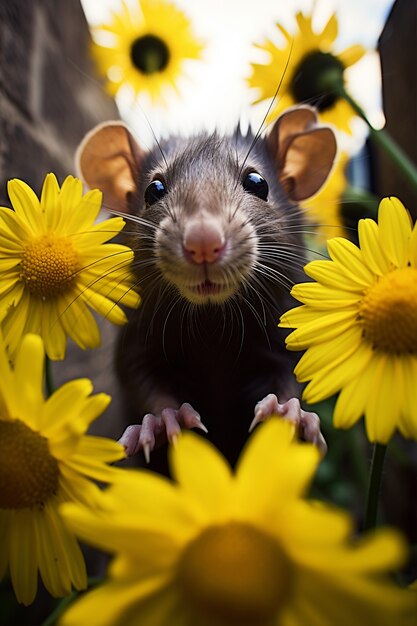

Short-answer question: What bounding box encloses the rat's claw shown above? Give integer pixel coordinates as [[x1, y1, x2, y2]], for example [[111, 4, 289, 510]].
[[119, 413, 160, 460], [251, 394, 327, 457], [250, 393, 280, 432], [142, 442, 151, 464], [118, 424, 142, 456], [161, 407, 182, 444], [118, 402, 207, 460], [177, 402, 208, 433]]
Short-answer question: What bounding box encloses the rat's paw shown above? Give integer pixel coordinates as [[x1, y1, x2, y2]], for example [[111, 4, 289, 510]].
[[251, 394, 327, 457], [118, 402, 208, 462]]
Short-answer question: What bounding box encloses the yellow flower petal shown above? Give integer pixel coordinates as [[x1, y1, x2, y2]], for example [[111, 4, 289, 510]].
[[171, 432, 233, 516], [338, 44, 366, 68], [13, 334, 44, 427], [333, 372, 369, 429], [327, 238, 374, 286], [60, 575, 173, 626], [8, 510, 38, 605], [235, 420, 319, 518], [321, 13, 338, 46], [58, 294, 101, 350], [378, 197, 412, 267], [358, 218, 391, 275], [291, 282, 361, 308], [41, 300, 67, 360], [285, 309, 357, 350], [364, 354, 400, 443], [80, 287, 127, 325], [304, 259, 363, 291], [7, 179, 43, 232], [40, 173, 60, 230], [302, 341, 373, 404], [294, 324, 363, 381]]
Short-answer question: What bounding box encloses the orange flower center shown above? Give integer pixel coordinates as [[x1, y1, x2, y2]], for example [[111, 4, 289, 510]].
[[359, 267, 417, 354], [21, 234, 79, 298], [176, 522, 293, 626], [0, 419, 59, 509]]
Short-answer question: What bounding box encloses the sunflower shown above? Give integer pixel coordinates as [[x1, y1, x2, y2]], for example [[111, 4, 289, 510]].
[[280, 197, 417, 444], [0, 333, 125, 605], [248, 12, 366, 134], [0, 173, 140, 360], [301, 151, 349, 243], [60, 419, 413, 626], [91, 0, 204, 102]]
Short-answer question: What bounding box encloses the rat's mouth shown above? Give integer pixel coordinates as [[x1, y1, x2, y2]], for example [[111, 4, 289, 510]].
[[189, 279, 225, 297], [183, 278, 236, 304]]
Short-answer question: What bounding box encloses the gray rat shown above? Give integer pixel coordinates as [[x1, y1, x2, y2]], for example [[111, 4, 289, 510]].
[[76, 106, 335, 472]]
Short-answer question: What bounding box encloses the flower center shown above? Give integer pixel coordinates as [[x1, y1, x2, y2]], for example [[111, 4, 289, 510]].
[[130, 34, 170, 74], [20, 233, 79, 298], [0, 419, 59, 509], [176, 522, 293, 626], [359, 267, 417, 354], [291, 51, 344, 112]]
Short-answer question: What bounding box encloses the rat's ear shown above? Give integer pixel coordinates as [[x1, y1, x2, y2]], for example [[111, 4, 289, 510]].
[[76, 121, 143, 211], [267, 105, 337, 201]]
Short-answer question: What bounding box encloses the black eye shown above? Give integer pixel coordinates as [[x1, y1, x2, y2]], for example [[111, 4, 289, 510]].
[[242, 171, 268, 201], [144, 179, 167, 205]]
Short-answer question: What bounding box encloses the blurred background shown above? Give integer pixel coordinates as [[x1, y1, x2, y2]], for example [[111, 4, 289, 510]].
[[80, 0, 393, 144]]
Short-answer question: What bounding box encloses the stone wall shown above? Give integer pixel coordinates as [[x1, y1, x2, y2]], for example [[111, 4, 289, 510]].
[[0, 0, 128, 447], [0, 0, 119, 205], [374, 0, 417, 216]]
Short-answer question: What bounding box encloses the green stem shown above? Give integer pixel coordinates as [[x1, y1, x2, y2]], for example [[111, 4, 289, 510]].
[[364, 443, 387, 531], [40, 577, 103, 626], [45, 355, 55, 397], [41, 592, 78, 626], [341, 87, 417, 194]]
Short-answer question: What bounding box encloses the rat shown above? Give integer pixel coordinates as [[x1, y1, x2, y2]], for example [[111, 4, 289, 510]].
[[76, 105, 336, 472]]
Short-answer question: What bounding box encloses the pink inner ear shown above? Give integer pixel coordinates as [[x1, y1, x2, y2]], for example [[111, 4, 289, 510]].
[[275, 106, 319, 164], [281, 127, 337, 202], [76, 122, 142, 212]]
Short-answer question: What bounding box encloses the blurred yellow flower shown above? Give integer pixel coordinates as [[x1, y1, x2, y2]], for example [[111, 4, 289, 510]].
[[302, 152, 349, 242], [248, 12, 366, 134], [0, 333, 125, 605], [0, 173, 140, 360], [280, 197, 417, 444], [91, 0, 204, 102], [61, 419, 412, 626]]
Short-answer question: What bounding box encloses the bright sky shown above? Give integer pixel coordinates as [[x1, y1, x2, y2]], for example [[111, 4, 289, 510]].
[[80, 0, 395, 149]]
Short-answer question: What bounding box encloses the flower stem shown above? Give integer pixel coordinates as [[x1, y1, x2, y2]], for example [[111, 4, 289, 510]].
[[340, 87, 417, 194], [40, 578, 103, 626], [45, 355, 55, 397], [364, 443, 387, 531]]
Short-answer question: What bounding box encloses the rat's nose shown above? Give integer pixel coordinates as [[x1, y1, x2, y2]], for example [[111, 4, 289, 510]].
[[183, 216, 226, 264]]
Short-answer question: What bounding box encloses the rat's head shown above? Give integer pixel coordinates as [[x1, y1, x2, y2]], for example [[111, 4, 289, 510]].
[[76, 107, 336, 306]]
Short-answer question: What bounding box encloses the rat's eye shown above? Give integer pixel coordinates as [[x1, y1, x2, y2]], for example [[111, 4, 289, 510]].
[[144, 179, 167, 205], [242, 172, 268, 201]]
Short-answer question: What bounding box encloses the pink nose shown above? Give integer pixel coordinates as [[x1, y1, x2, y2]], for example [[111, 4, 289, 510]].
[[183, 218, 226, 264]]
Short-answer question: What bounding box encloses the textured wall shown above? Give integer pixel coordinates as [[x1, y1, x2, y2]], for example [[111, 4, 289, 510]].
[[374, 0, 417, 216], [0, 0, 119, 204], [0, 1, 125, 441]]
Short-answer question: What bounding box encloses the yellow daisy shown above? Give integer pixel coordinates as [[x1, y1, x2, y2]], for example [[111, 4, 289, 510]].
[[0, 332, 125, 605], [248, 12, 366, 134], [0, 173, 140, 360], [302, 151, 349, 242], [60, 419, 413, 626], [91, 0, 204, 102], [280, 197, 417, 444]]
